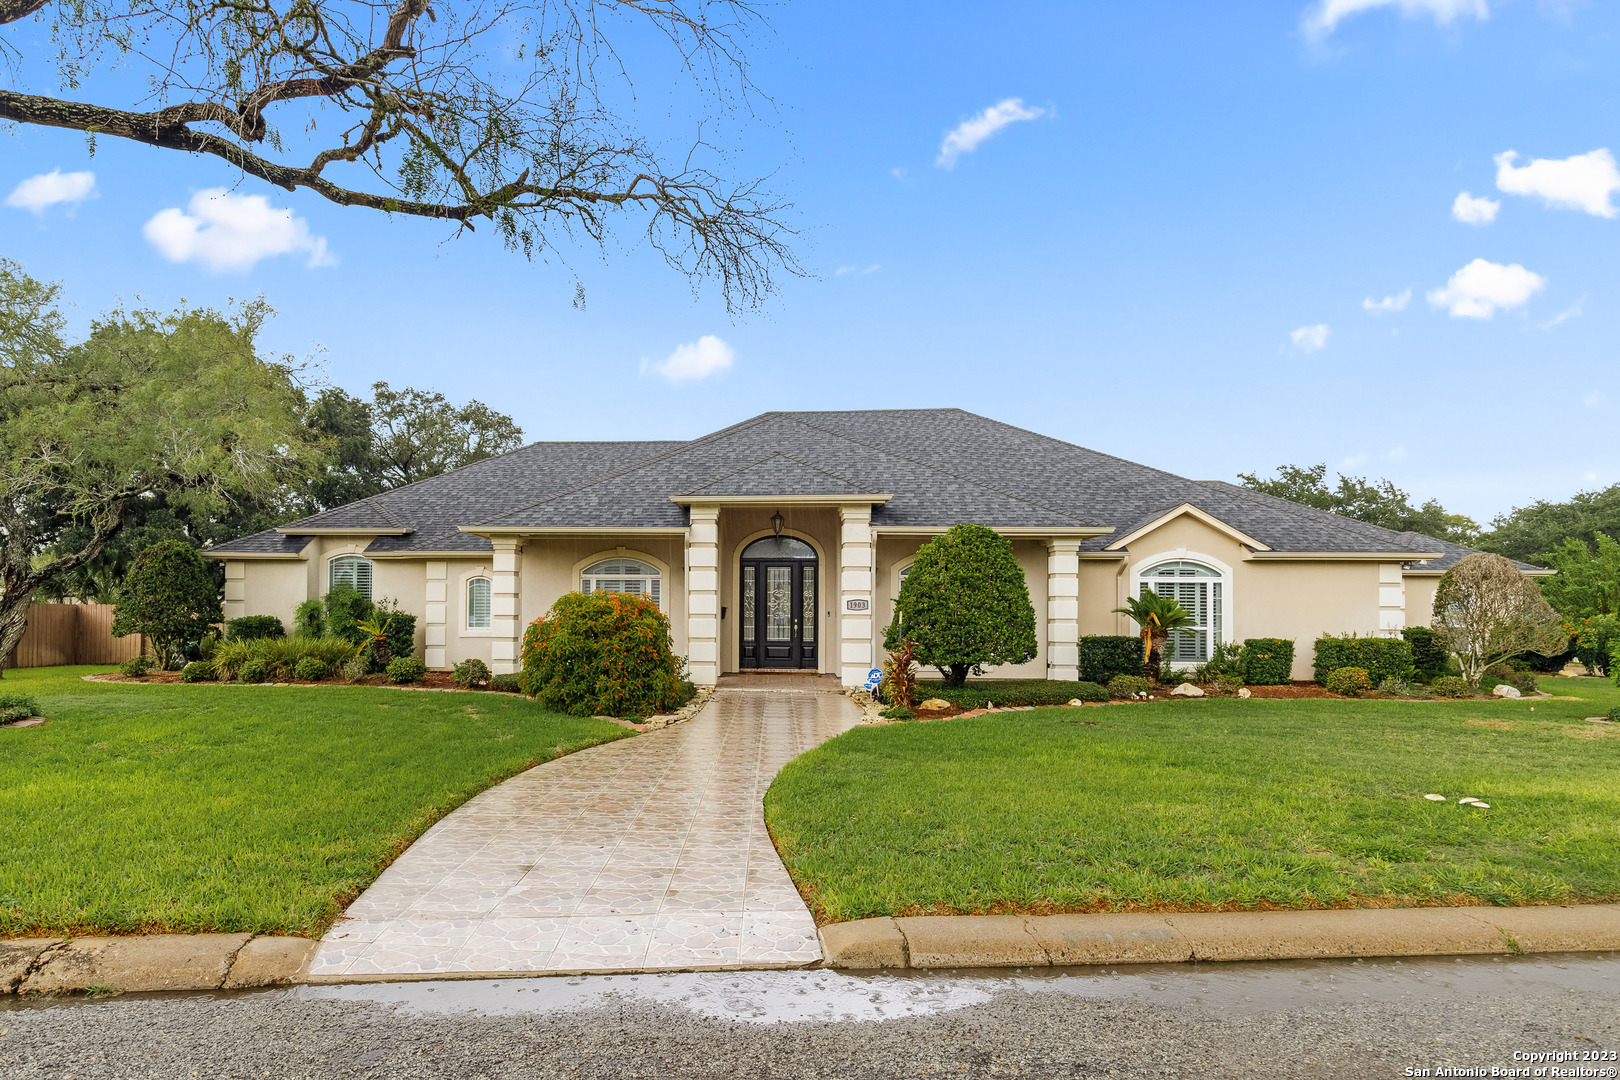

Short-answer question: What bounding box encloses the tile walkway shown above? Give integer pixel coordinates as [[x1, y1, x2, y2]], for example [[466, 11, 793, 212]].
[[308, 687, 862, 978]]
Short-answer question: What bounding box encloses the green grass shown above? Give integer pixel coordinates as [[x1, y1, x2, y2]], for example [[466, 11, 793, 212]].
[[913, 679, 1108, 708], [766, 676, 1620, 923], [0, 666, 630, 937]]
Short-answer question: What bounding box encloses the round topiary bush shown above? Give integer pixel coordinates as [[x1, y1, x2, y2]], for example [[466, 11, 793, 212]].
[[452, 658, 491, 689], [521, 591, 684, 717], [1326, 666, 1372, 696], [1432, 675, 1471, 699], [1107, 674, 1150, 700], [120, 655, 152, 678], [489, 673, 524, 694], [387, 656, 427, 684], [294, 657, 331, 682], [237, 659, 274, 684], [179, 661, 215, 683]]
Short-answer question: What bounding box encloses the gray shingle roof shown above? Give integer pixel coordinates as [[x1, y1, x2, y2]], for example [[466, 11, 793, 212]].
[[208, 409, 1492, 563]]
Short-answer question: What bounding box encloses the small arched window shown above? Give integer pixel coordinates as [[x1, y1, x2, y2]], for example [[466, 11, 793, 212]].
[[581, 558, 661, 608], [329, 554, 374, 600], [1139, 560, 1221, 663], [466, 577, 492, 629]]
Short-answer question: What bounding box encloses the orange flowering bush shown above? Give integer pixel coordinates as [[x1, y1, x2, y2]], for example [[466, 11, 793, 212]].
[[520, 591, 688, 717]]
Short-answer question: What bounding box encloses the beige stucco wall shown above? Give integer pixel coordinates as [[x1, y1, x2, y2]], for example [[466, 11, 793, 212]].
[[519, 535, 690, 662], [1403, 575, 1439, 628]]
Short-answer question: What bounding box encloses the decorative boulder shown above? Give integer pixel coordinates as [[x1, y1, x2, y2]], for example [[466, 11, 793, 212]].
[[1492, 684, 1522, 699], [1170, 683, 1205, 698], [918, 698, 952, 711], [1067, 698, 1084, 706], [1237, 687, 1252, 699]]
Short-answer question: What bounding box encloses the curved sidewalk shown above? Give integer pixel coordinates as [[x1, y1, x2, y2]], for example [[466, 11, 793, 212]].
[[307, 688, 860, 979]]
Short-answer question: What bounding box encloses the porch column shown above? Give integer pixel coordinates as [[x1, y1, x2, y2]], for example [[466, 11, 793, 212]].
[[838, 504, 875, 687], [424, 561, 448, 669], [686, 505, 721, 686], [490, 539, 524, 675], [1046, 539, 1083, 681]]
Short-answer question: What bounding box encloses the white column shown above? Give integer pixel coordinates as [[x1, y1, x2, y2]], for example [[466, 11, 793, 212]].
[[424, 560, 448, 669], [223, 561, 246, 621], [490, 539, 524, 674], [838, 504, 875, 687], [686, 505, 721, 686], [1046, 539, 1082, 680], [1377, 561, 1405, 637]]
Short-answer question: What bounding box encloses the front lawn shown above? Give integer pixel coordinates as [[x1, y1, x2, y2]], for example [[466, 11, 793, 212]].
[[766, 677, 1620, 923], [0, 666, 629, 937]]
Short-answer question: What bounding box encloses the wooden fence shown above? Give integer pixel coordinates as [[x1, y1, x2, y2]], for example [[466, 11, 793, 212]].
[[3, 603, 144, 669]]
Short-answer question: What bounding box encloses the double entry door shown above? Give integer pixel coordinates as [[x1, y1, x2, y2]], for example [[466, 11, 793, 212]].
[[739, 558, 818, 669]]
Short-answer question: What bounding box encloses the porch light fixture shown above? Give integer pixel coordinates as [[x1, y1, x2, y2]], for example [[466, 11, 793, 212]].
[[771, 510, 784, 537]]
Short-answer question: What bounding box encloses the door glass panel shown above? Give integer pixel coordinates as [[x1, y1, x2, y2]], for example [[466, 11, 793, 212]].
[[742, 567, 756, 642], [801, 569, 816, 644], [765, 566, 792, 641]]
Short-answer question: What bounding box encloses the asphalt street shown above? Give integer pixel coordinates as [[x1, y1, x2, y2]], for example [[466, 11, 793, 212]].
[[2, 953, 1616, 1079]]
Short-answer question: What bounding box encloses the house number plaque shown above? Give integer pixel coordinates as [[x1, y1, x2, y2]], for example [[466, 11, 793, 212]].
[[845, 598, 869, 612]]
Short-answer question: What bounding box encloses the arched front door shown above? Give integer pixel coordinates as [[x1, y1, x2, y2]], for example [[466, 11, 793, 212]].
[[739, 536, 818, 669]]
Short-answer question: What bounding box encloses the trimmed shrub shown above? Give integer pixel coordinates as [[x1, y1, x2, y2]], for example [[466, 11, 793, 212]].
[[1080, 636, 1145, 685], [490, 673, 524, 694], [225, 615, 285, 643], [324, 585, 373, 646], [387, 656, 427, 684], [1108, 674, 1151, 699], [669, 680, 699, 710], [237, 659, 274, 684], [111, 540, 222, 670], [211, 636, 357, 682], [293, 657, 330, 682], [1608, 706, 1620, 722], [179, 661, 215, 683], [520, 591, 685, 717], [341, 656, 369, 681], [1432, 675, 1471, 699], [1325, 666, 1371, 696], [452, 658, 492, 689], [1070, 681, 1109, 703], [384, 611, 418, 663], [1312, 634, 1414, 686], [878, 706, 915, 720], [293, 598, 326, 639], [1378, 675, 1416, 696], [1484, 663, 1539, 694], [0, 691, 41, 723], [1239, 638, 1295, 685], [1191, 642, 1246, 685], [1402, 627, 1449, 681], [120, 655, 152, 678], [912, 679, 1107, 710]]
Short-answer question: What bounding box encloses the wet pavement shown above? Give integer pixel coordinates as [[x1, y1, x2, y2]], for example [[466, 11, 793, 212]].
[[308, 689, 861, 979], [3, 953, 1615, 1078]]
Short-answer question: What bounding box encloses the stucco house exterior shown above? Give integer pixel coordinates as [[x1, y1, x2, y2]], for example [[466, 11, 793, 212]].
[[206, 409, 1520, 685]]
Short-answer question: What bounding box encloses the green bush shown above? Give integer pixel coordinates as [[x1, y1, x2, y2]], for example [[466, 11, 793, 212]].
[[237, 659, 274, 684], [293, 598, 326, 639], [1312, 634, 1415, 686], [324, 585, 373, 646], [1079, 636, 1145, 685], [490, 673, 524, 694], [1608, 706, 1620, 722], [669, 680, 699, 710], [1484, 663, 1539, 694], [1568, 615, 1618, 678], [913, 679, 1108, 710], [119, 655, 152, 678], [0, 690, 41, 723], [1432, 675, 1472, 698], [1401, 627, 1449, 681], [1378, 675, 1415, 696], [293, 657, 330, 682], [521, 591, 685, 717], [452, 658, 492, 689], [110, 540, 223, 670], [211, 636, 357, 682], [179, 661, 215, 683], [383, 610, 417, 663], [1239, 638, 1295, 685], [387, 656, 427, 684], [340, 656, 369, 681], [878, 706, 916, 720], [1108, 674, 1151, 699], [1325, 666, 1371, 696], [225, 615, 285, 642]]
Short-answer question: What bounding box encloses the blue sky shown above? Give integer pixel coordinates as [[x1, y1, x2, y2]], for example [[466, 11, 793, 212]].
[[3, 0, 1616, 523]]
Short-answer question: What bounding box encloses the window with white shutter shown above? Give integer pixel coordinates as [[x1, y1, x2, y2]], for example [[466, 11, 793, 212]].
[[1139, 560, 1221, 663], [580, 558, 662, 609], [329, 555, 374, 600], [467, 577, 492, 629]]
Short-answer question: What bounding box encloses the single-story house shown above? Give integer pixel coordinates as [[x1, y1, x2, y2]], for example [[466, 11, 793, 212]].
[[206, 409, 1538, 685]]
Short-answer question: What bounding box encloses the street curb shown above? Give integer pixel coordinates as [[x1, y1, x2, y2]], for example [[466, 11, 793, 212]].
[[0, 934, 317, 994], [818, 904, 1620, 969]]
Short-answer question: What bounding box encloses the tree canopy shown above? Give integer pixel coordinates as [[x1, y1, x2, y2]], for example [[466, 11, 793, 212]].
[[1478, 485, 1620, 566], [0, 0, 798, 311], [1431, 552, 1565, 686], [111, 540, 224, 668], [1533, 533, 1620, 619], [1238, 463, 1480, 546]]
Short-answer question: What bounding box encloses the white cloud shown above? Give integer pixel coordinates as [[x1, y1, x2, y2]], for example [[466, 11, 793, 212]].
[[1426, 258, 1545, 319], [835, 264, 881, 276], [936, 98, 1044, 170], [5, 169, 97, 215], [1387, 446, 1409, 461], [891, 167, 908, 181], [1494, 149, 1620, 218], [1363, 289, 1411, 314], [1541, 296, 1585, 329], [143, 188, 335, 272], [646, 334, 734, 383], [1290, 323, 1331, 352], [1451, 191, 1499, 225], [1303, 0, 1488, 38]]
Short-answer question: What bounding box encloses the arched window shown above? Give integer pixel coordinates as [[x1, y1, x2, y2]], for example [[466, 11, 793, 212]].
[[1139, 560, 1221, 663], [581, 557, 661, 608], [466, 577, 492, 629], [329, 554, 374, 600]]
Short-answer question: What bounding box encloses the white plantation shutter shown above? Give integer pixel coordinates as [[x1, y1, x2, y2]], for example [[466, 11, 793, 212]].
[[467, 577, 492, 629], [1141, 560, 1221, 662], [330, 555, 374, 600], [580, 558, 662, 609]]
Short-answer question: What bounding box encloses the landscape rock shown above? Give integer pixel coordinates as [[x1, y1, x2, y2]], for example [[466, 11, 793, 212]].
[[1237, 688, 1252, 699], [1492, 684, 1522, 699], [917, 698, 952, 711], [1171, 683, 1204, 698]]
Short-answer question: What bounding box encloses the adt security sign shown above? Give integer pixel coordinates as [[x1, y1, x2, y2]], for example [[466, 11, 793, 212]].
[[864, 668, 883, 692]]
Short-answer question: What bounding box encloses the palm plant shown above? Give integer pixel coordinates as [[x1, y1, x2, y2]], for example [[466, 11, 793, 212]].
[[1112, 590, 1196, 677], [355, 611, 398, 669]]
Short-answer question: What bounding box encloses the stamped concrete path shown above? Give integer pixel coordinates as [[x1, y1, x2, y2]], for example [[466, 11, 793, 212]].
[[307, 687, 861, 979]]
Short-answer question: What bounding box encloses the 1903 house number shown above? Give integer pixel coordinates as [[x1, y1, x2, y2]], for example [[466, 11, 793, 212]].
[[845, 598, 870, 612]]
